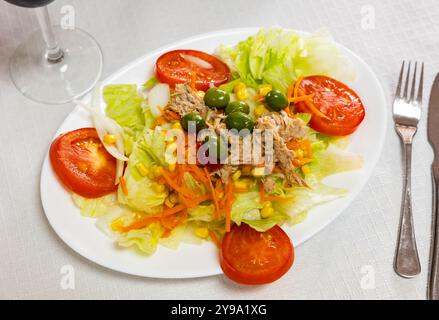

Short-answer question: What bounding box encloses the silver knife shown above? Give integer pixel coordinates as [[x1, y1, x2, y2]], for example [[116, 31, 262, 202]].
[[427, 73, 439, 300]]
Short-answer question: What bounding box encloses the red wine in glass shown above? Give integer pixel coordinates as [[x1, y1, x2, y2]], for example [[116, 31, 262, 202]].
[[4, 0, 55, 8], [4, 0, 103, 104]]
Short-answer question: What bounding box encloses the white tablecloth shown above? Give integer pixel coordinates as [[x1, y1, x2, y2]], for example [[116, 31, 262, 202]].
[[1, 0, 438, 300]]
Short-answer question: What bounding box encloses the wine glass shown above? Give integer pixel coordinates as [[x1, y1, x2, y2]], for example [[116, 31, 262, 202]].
[[5, 0, 103, 104]]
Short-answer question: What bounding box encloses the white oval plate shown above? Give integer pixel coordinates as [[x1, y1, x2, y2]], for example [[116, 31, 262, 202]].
[[40, 28, 387, 279]]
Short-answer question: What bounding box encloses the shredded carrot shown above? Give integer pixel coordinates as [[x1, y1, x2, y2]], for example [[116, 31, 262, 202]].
[[234, 187, 248, 193], [119, 176, 128, 196], [255, 95, 265, 102], [162, 170, 193, 197], [180, 194, 211, 208], [154, 116, 167, 127], [294, 75, 304, 99], [214, 179, 223, 193], [163, 109, 181, 121], [287, 83, 295, 100], [119, 217, 159, 233], [224, 179, 234, 233], [204, 167, 220, 218], [191, 71, 197, 91], [161, 229, 172, 238], [161, 210, 188, 231], [187, 165, 209, 186], [209, 230, 222, 249], [298, 88, 330, 120], [288, 93, 315, 103], [284, 106, 293, 117], [264, 196, 294, 202], [162, 204, 187, 217], [293, 158, 313, 167]]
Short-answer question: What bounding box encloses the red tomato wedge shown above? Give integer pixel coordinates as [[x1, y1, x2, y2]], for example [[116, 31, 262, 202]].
[[155, 50, 231, 91], [295, 75, 365, 136], [50, 128, 117, 198], [220, 224, 294, 285]]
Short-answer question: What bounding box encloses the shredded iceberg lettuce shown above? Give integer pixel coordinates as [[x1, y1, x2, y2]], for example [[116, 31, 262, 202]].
[[117, 130, 168, 213], [215, 28, 356, 93], [72, 193, 117, 218], [104, 85, 145, 132], [117, 223, 162, 255]]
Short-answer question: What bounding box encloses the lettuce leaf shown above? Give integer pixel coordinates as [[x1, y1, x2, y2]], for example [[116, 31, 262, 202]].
[[72, 193, 117, 218], [187, 204, 215, 222], [273, 180, 347, 225], [310, 145, 363, 180], [118, 131, 168, 213], [216, 28, 356, 93], [231, 192, 263, 224], [104, 85, 145, 132], [116, 223, 162, 255], [243, 213, 287, 232]]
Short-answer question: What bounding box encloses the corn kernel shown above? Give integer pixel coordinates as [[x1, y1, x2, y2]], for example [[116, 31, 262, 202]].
[[152, 183, 165, 193], [234, 82, 248, 101], [254, 104, 269, 118], [302, 165, 311, 175], [232, 170, 242, 181], [136, 163, 149, 177], [168, 193, 179, 204], [258, 84, 273, 97], [236, 90, 248, 101], [234, 180, 247, 189], [234, 178, 252, 189], [197, 91, 206, 99], [261, 206, 275, 218], [164, 197, 175, 208], [262, 201, 272, 208], [168, 163, 176, 172], [295, 149, 304, 158], [234, 82, 246, 93], [252, 167, 266, 177], [153, 166, 163, 177], [110, 218, 124, 231], [103, 134, 117, 145], [172, 122, 182, 130], [194, 227, 209, 239]]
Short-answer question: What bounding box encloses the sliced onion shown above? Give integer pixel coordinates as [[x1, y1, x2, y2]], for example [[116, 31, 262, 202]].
[[148, 83, 170, 117], [77, 102, 128, 162], [180, 53, 213, 69]]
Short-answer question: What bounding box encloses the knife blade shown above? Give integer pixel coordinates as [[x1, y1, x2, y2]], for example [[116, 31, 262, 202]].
[[428, 72, 439, 300], [428, 74, 439, 149]]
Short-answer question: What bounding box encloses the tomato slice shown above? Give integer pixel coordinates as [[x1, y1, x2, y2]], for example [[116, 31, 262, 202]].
[[220, 224, 294, 285], [155, 50, 231, 91], [295, 75, 365, 136], [50, 128, 117, 198]]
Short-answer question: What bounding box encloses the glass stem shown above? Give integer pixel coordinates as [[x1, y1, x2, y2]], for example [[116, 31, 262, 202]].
[[35, 6, 64, 63]]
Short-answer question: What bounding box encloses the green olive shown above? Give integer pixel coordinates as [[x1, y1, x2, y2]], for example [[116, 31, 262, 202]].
[[225, 101, 250, 115], [204, 135, 228, 162], [204, 88, 230, 109], [225, 112, 255, 132], [181, 112, 206, 132], [265, 89, 288, 111]]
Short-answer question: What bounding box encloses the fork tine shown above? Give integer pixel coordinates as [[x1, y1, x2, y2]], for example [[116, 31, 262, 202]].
[[403, 61, 411, 101], [395, 61, 405, 98], [417, 62, 424, 104], [409, 62, 418, 102]]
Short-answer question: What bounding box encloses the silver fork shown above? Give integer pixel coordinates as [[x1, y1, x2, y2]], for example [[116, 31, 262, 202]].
[[393, 61, 424, 278]]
